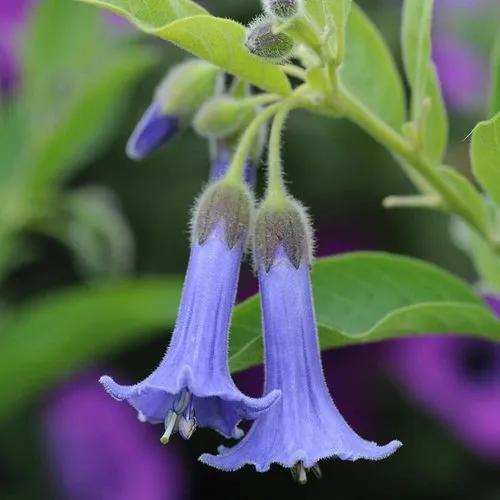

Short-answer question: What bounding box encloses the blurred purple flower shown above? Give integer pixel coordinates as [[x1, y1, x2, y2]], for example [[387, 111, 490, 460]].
[[43, 372, 187, 500], [388, 295, 500, 461], [433, 35, 488, 113], [0, 0, 33, 95]]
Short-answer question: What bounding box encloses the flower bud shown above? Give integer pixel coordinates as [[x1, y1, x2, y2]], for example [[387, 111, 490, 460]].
[[263, 0, 299, 19], [156, 59, 219, 117], [253, 197, 312, 271], [193, 181, 253, 249], [126, 59, 219, 160], [193, 97, 255, 139], [245, 17, 294, 61]]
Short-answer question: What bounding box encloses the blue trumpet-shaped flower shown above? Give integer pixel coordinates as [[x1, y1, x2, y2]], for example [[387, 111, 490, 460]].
[[201, 198, 401, 481], [101, 180, 279, 441]]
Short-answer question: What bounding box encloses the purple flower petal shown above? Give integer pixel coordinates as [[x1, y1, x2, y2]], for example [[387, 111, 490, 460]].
[[126, 102, 179, 161]]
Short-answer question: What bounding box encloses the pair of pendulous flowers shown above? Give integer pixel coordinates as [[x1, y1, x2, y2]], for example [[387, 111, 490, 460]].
[[102, 60, 401, 483]]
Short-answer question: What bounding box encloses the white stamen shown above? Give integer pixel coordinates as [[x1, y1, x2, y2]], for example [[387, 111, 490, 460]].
[[291, 462, 307, 485], [160, 410, 178, 445], [310, 463, 322, 480], [178, 414, 197, 440]]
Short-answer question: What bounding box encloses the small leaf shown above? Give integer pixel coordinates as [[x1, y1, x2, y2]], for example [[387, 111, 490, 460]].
[[470, 231, 500, 293], [76, 0, 292, 95], [402, 0, 433, 117], [402, 0, 448, 164], [439, 166, 489, 234], [489, 27, 500, 116], [0, 278, 183, 419], [423, 63, 448, 165], [471, 113, 500, 206], [229, 252, 500, 372], [340, 5, 406, 131]]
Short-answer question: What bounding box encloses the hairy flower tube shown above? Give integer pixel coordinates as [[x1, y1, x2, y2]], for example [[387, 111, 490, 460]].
[[201, 196, 402, 481], [100, 179, 280, 442], [126, 59, 219, 160]]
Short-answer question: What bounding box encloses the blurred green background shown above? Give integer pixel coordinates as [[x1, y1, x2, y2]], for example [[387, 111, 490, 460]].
[[1, 0, 499, 498]]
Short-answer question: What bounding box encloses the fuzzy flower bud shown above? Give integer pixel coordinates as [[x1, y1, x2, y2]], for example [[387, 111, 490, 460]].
[[193, 181, 253, 249], [263, 0, 299, 19], [126, 59, 219, 160], [245, 17, 294, 62], [193, 97, 255, 139], [253, 196, 313, 271]]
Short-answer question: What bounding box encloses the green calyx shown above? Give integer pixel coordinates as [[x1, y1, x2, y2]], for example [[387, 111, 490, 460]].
[[253, 196, 312, 271], [155, 59, 220, 118], [193, 181, 253, 249], [193, 97, 256, 139], [245, 17, 294, 62]]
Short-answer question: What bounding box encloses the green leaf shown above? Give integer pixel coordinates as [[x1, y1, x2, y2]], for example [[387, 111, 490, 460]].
[[0, 278, 182, 419], [402, 0, 433, 116], [402, 0, 448, 164], [451, 218, 500, 293], [340, 5, 406, 131], [76, 0, 292, 95], [22, 0, 157, 195], [489, 28, 500, 116], [43, 187, 134, 278], [155, 16, 291, 95], [229, 252, 500, 372], [422, 63, 448, 165], [439, 166, 489, 234], [77, 0, 207, 29], [470, 230, 500, 293], [471, 113, 500, 206]]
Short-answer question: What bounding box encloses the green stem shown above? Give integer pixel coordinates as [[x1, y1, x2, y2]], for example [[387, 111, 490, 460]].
[[282, 64, 307, 80], [240, 94, 282, 107], [334, 86, 493, 244], [224, 103, 283, 184]]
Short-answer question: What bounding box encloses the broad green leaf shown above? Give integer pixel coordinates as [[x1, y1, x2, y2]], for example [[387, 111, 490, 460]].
[[20, 0, 157, 195], [440, 166, 489, 234], [0, 278, 182, 418], [76, 0, 292, 95], [155, 17, 291, 95], [340, 5, 406, 131], [402, 0, 448, 164], [489, 28, 500, 116], [471, 113, 500, 205], [229, 252, 500, 372], [77, 0, 207, 29]]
